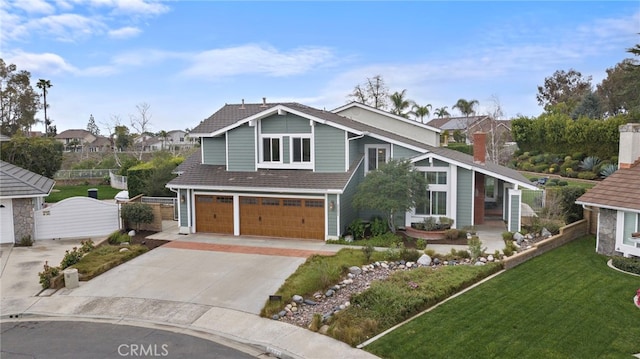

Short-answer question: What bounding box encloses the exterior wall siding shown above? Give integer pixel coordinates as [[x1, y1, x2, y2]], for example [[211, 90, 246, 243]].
[[456, 167, 473, 228], [283, 136, 290, 164], [392, 145, 420, 160], [179, 189, 188, 227], [327, 193, 338, 237], [227, 124, 256, 171], [202, 137, 226, 165], [348, 137, 360, 167], [261, 114, 311, 134], [314, 124, 345, 172], [339, 159, 364, 236], [509, 192, 520, 232]]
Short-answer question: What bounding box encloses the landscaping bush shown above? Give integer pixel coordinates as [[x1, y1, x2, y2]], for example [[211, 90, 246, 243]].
[[60, 247, 85, 270], [416, 238, 427, 250], [17, 235, 33, 247], [72, 245, 148, 280], [370, 217, 388, 237], [467, 236, 486, 260], [362, 244, 375, 262], [611, 256, 640, 275], [38, 261, 60, 289], [121, 202, 154, 231], [444, 229, 460, 240], [559, 186, 587, 223], [503, 241, 518, 257], [328, 263, 502, 346], [577, 171, 597, 180], [502, 231, 514, 242], [107, 230, 131, 245], [348, 219, 366, 240]]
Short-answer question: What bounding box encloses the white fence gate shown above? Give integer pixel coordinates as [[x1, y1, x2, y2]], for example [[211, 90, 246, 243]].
[[35, 197, 119, 240]]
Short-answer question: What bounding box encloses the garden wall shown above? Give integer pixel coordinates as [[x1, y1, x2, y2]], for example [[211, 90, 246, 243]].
[[122, 197, 164, 232], [503, 219, 588, 270]]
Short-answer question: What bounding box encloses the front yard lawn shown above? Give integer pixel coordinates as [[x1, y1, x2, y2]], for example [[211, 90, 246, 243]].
[[46, 185, 120, 203], [73, 244, 148, 280], [365, 235, 640, 358]]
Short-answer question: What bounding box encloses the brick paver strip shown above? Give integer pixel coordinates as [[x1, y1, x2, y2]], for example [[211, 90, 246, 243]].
[[164, 241, 335, 258]]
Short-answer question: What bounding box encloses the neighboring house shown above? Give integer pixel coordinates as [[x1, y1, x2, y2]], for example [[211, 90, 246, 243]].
[[55, 129, 110, 152], [426, 115, 512, 145], [576, 123, 640, 258], [167, 99, 537, 241], [0, 134, 10, 142], [0, 160, 55, 244], [137, 130, 196, 152]]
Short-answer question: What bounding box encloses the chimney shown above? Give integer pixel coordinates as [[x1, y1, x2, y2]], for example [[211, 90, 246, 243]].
[[618, 123, 640, 169], [240, 99, 245, 109], [260, 97, 267, 108], [473, 132, 486, 165]]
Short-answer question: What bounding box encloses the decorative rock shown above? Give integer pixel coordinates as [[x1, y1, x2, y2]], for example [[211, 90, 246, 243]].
[[513, 232, 524, 244], [487, 255, 494, 262], [399, 260, 406, 265], [272, 314, 280, 320], [541, 227, 552, 238], [303, 299, 317, 306], [344, 301, 350, 307], [319, 325, 330, 334], [479, 257, 487, 263], [443, 261, 449, 265], [349, 266, 362, 275], [291, 306, 298, 312], [342, 279, 353, 285], [119, 248, 129, 252], [292, 295, 303, 303], [380, 262, 389, 269], [128, 230, 136, 237], [279, 310, 287, 317], [325, 289, 335, 297], [417, 254, 432, 266], [332, 285, 341, 291], [313, 292, 323, 299], [347, 273, 355, 279], [406, 262, 414, 268], [120, 242, 130, 246], [398, 264, 406, 269], [475, 261, 485, 266], [433, 258, 441, 265]]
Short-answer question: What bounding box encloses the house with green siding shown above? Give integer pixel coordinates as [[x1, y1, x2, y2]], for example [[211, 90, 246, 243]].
[[167, 100, 537, 240]]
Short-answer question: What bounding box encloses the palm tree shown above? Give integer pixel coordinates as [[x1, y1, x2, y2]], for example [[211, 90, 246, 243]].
[[452, 98, 479, 117], [36, 79, 52, 135], [411, 103, 432, 123], [434, 106, 450, 118], [389, 90, 412, 118], [158, 130, 168, 150]]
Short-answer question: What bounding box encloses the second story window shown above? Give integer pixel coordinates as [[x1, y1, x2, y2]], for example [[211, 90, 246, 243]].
[[292, 137, 311, 163], [365, 144, 390, 173], [263, 137, 281, 162]]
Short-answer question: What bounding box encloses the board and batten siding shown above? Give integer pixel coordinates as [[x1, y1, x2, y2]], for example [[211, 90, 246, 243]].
[[339, 159, 364, 236], [314, 124, 345, 172], [508, 189, 521, 232], [261, 114, 311, 134], [348, 136, 360, 167], [34, 197, 119, 240], [202, 137, 226, 165], [327, 193, 338, 237], [179, 189, 188, 227], [227, 124, 256, 171], [456, 167, 473, 228], [391, 144, 420, 160]]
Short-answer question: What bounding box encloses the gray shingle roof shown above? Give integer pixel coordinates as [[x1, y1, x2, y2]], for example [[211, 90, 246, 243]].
[[177, 102, 534, 190], [576, 164, 640, 211], [168, 152, 359, 193], [0, 160, 55, 198]]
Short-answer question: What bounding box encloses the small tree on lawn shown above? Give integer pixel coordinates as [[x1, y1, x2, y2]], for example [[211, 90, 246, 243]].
[[121, 202, 154, 231], [352, 159, 428, 233]]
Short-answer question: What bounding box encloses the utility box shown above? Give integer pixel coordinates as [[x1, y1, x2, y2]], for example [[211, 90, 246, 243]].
[[88, 188, 98, 199], [63, 268, 79, 289]]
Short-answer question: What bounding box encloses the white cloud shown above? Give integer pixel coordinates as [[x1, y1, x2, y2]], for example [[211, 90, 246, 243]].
[[111, 49, 187, 66], [181, 44, 336, 79], [73, 0, 170, 16], [5, 50, 77, 74], [108, 26, 141, 39], [11, 0, 55, 14]]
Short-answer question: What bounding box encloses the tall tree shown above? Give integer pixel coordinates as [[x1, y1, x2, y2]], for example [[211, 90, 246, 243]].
[[1, 135, 63, 178], [434, 106, 450, 118], [389, 90, 412, 118], [348, 75, 389, 109], [572, 91, 603, 120], [352, 159, 427, 233], [595, 58, 640, 116], [158, 130, 168, 150], [86, 114, 100, 135], [130, 102, 153, 160], [0, 59, 40, 136], [536, 69, 592, 113], [452, 98, 479, 117], [36, 79, 52, 136], [411, 103, 432, 123]]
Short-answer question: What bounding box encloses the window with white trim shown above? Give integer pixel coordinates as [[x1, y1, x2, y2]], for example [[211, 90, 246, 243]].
[[416, 191, 447, 215], [365, 144, 390, 173], [262, 137, 281, 162], [291, 137, 311, 163]]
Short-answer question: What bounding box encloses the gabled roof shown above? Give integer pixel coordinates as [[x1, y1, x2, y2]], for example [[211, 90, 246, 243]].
[[55, 129, 94, 139], [181, 102, 535, 190], [426, 115, 490, 131], [331, 101, 442, 133], [575, 164, 640, 212], [0, 160, 55, 198], [169, 151, 359, 194]]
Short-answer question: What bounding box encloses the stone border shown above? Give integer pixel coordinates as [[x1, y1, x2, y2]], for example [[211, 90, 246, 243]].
[[606, 259, 640, 277]]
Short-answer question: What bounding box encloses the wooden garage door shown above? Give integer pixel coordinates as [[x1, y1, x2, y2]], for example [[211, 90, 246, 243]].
[[195, 195, 234, 234], [240, 197, 324, 240]]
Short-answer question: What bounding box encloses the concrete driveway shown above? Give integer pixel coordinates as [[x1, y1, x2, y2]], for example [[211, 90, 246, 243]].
[[64, 244, 308, 314]]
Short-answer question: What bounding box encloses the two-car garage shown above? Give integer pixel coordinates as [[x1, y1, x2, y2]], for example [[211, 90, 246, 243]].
[[194, 195, 325, 240]]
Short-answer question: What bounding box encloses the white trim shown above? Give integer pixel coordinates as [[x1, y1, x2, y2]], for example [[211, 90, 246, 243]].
[[575, 201, 640, 214], [225, 132, 229, 169], [450, 164, 458, 227], [507, 189, 522, 232], [201, 140, 206, 165], [344, 131, 349, 172], [170, 184, 344, 194], [335, 194, 341, 239], [289, 135, 313, 166], [364, 144, 391, 174], [595, 209, 600, 252], [0, 194, 50, 200]]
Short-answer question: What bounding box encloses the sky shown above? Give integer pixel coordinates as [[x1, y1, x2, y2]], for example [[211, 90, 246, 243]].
[[1, 0, 639, 135]]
